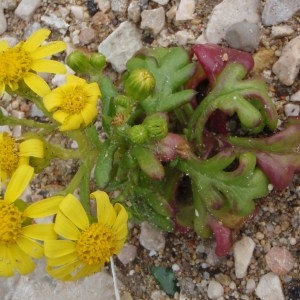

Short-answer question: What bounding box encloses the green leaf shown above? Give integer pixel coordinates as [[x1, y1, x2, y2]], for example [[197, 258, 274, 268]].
[[150, 266, 180, 297]]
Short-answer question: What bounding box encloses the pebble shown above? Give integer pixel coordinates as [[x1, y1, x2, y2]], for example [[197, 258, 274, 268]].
[[262, 0, 300, 26], [246, 278, 256, 293], [272, 35, 300, 86], [290, 90, 300, 102], [271, 25, 294, 38], [152, 0, 169, 5], [0, 8, 7, 34], [96, 0, 111, 13], [41, 13, 70, 34], [139, 221, 166, 252], [1, 0, 18, 10], [197, 0, 260, 44], [255, 272, 284, 300], [233, 236, 255, 278], [79, 27, 96, 45], [140, 7, 166, 36], [284, 103, 300, 117], [111, 0, 128, 14], [265, 246, 295, 275], [70, 5, 85, 21], [14, 0, 41, 21], [175, 0, 196, 21], [98, 21, 143, 73], [207, 280, 224, 299], [127, 0, 141, 23], [224, 21, 260, 52], [117, 244, 138, 265]]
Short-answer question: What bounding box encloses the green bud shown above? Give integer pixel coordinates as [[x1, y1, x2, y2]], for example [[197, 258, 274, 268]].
[[143, 113, 168, 140], [123, 68, 155, 100], [66, 51, 93, 74], [128, 124, 148, 144], [90, 53, 106, 71], [114, 95, 134, 109]]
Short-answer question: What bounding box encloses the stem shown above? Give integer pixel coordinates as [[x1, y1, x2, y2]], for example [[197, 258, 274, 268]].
[[47, 142, 82, 160], [79, 170, 91, 214], [64, 164, 86, 194]]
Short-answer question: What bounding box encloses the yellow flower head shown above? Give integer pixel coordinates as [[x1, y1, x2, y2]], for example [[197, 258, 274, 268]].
[[43, 75, 101, 131], [0, 165, 57, 277], [0, 28, 66, 97], [0, 132, 44, 185], [44, 191, 128, 281]]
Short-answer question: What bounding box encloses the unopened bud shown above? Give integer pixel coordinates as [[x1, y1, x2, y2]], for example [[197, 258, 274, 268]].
[[90, 53, 106, 71], [128, 124, 148, 144], [143, 113, 168, 140], [66, 51, 93, 74]]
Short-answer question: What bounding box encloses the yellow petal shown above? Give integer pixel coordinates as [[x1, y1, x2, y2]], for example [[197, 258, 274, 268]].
[[66, 74, 86, 85], [71, 264, 100, 281], [23, 72, 51, 97], [59, 114, 83, 131], [81, 104, 97, 126], [31, 59, 66, 74], [0, 82, 5, 95], [16, 236, 44, 258], [84, 82, 101, 97], [44, 240, 76, 258], [113, 203, 128, 231], [19, 138, 44, 158], [54, 210, 81, 240], [46, 252, 78, 267], [8, 244, 35, 275], [4, 165, 34, 204], [46, 261, 82, 280], [91, 191, 117, 227], [22, 224, 57, 241], [59, 194, 89, 230], [31, 41, 66, 60], [43, 92, 63, 111], [23, 195, 64, 218], [22, 28, 51, 52], [0, 246, 14, 277], [52, 110, 68, 123], [0, 40, 9, 52]]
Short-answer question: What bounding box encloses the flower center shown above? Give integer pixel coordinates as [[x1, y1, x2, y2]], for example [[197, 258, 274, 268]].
[[0, 201, 23, 245], [76, 223, 117, 266], [0, 135, 19, 177], [61, 85, 87, 114], [0, 44, 32, 88]]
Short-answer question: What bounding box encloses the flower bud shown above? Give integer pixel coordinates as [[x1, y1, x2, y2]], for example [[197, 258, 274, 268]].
[[90, 53, 106, 71], [66, 51, 93, 74], [123, 68, 155, 100], [114, 95, 134, 109], [128, 124, 148, 144], [143, 113, 168, 140]]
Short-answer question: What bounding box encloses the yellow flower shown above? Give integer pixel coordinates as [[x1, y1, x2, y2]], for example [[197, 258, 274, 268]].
[[43, 75, 101, 131], [44, 191, 128, 281], [0, 132, 44, 185], [0, 28, 66, 97], [0, 165, 57, 277]]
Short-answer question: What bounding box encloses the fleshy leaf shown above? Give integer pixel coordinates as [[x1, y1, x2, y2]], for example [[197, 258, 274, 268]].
[[188, 63, 278, 145], [125, 47, 196, 113], [228, 120, 300, 190], [150, 266, 180, 297]]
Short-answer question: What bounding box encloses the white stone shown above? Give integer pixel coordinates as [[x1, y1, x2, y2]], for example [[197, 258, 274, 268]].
[[139, 221, 166, 252], [233, 236, 255, 278], [175, 30, 195, 46], [128, 0, 141, 23], [271, 25, 294, 38], [141, 7, 166, 36], [0, 8, 7, 34], [291, 90, 300, 102], [262, 0, 300, 26], [197, 0, 260, 44], [272, 35, 300, 86], [152, 0, 169, 5], [98, 21, 143, 73], [207, 280, 224, 299], [111, 0, 128, 13], [70, 5, 85, 21], [14, 0, 41, 21], [255, 272, 284, 300], [175, 0, 195, 21], [41, 13, 70, 34], [284, 103, 300, 117], [0, 0, 18, 10], [96, 0, 111, 13], [246, 278, 256, 293], [117, 244, 137, 265]]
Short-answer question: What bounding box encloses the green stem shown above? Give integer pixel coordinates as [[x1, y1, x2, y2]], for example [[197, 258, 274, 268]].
[[79, 170, 91, 215], [46, 142, 82, 160], [64, 164, 86, 194]]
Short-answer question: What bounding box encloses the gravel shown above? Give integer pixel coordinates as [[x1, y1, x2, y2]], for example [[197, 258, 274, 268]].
[[0, 0, 299, 299]]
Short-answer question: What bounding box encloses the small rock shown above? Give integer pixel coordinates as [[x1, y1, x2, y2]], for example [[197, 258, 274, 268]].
[[175, 0, 195, 21], [1, 0, 18, 10], [271, 25, 294, 38], [262, 0, 300, 26], [29, 104, 44, 118], [139, 221, 165, 252], [152, 0, 169, 5], [224, 21, 260, 52], [207, 280, 224, 299], [175, 30, 195, 46], [272, 35, 300, 86], [98, 21, 143, 73], [255, 272, 284, 300], [79, 27, 96, 45], [111, 0, 128, 14], [117, 244, 137, 265], [179, 277, 196, 296], [291, 90, 300, 102], [41, 13, 69, 34], [128, 0, 141, 23], [233, 236, 255, 278], [140, 7, 166, 36], [284, 103, 300, 117], [265, 246, 295, 275], [96, 0, 111, 13], [70, 5, 85, 21], [14, 0, 41, 21], [0, 8, 7, 34], [252, 48, 276, 74], [246, 278, 256, 293]]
